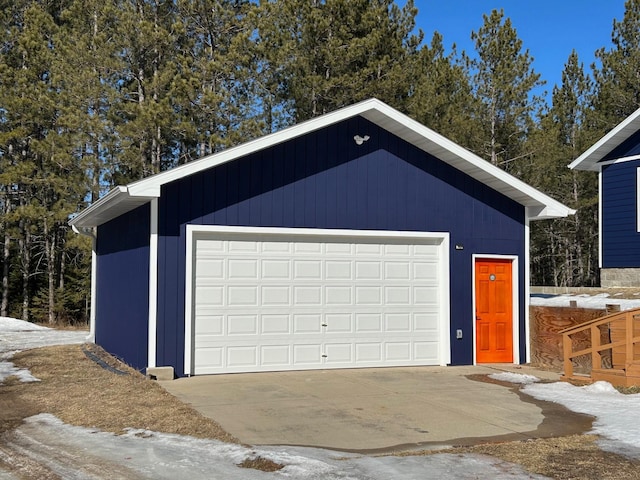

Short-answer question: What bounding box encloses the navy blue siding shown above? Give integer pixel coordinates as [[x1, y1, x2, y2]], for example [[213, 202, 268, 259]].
[[157, 116, 526, 376], [602, 129, 640, 162], [602, 160, 640, 267], [96, 203, 150, 372]]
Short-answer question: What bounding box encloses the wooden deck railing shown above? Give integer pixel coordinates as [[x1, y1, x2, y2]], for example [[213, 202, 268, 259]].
[[560, 307, 640, 387]]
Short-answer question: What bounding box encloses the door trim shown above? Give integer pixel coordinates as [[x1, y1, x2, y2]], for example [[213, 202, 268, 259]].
[[183, 225, 451, 375], [471, 255, 519, 364]]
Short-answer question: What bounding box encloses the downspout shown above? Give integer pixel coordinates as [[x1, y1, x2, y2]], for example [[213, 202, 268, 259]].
[[72, 225, 97, 343], [148, 198, 158, 370], [524, 209, 531, 364]]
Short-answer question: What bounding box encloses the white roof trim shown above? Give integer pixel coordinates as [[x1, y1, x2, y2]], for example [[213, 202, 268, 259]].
[[570, 106, 640, 171], [71, 98, 573, 228]]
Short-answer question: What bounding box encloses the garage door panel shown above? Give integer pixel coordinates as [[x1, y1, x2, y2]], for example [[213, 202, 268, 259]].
[[356, 261, 381, 279], [261, 286, 290, 305], [227, 286, 258, 306], [385, 313, 411, 332], [385, 286, 411, 305], [324, 343, 352, 363], [294, 314, 322, 334], [227, 346, 258, 367], [355, 343, 383, 362], [228, 240, 258, 253], [386, 342, 411, 361], [414, 311, 440, 331], [261, 345, 290, 366], [193, 233, 445, 374], [261, 259, 291, 279], [294, 260, 322, 279], [356, 313, 382, 332], [294, 286, 322, 305], [325, 261, 352, 279], [261, 314, 290, 334], [385, 262, 410, 279], [227, 315, 258, 335], [325, 285, 351, 305], [415, 342, 439, 362], [293, 344, 323, 364], [355, 286, 381, 304], [325, 243, 352, 255], [414, 286, 439, 304], [324, 313, 352, 333], [196, 286, 223, 306]]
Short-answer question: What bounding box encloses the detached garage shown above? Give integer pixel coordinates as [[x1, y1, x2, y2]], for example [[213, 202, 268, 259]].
[[70, 99, 573, 377]]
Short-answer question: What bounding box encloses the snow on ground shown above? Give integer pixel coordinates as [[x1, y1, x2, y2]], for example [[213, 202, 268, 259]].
[[530, 293, 640, 310], [489, 372, 540, 385], [3, 414, 548, 480], [489, 372, 640, 460], [0, 316, 86, 384], [524, 380, 640, 459]]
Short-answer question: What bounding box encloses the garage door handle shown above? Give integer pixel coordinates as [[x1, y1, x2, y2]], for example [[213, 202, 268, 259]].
[[322, 323, 328, 327]]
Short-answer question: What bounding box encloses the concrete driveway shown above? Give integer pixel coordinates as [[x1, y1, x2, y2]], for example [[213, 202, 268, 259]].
[[160, 365, 591, 452]]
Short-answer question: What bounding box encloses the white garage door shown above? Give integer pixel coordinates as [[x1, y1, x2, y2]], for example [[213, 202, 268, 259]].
[[188, 228, 448, 374]]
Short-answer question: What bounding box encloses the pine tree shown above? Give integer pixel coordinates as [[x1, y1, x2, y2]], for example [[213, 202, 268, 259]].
[[465, 9, 544, 173], [528, 52, 599, 286], [406, 32, 477, 148], [172, 0, 265, 161], [256, 0, 422, 122], [109, 0, 180, 182], [593, 0, 640, 128]]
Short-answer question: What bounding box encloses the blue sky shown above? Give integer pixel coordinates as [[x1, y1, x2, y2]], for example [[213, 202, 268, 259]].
[[411, 0, 627, 100]]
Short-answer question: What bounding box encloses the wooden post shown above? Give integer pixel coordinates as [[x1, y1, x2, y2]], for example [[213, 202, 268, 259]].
[[563, 333, 574, 378], [591, 324, 601, 370], [627, 311, 634, 368]]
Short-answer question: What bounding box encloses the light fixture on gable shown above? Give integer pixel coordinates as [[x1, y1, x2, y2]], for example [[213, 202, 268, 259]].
[[353, 134, 370, 145]]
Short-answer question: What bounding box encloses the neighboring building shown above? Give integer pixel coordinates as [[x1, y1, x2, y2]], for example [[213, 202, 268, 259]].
[[570, 107, 640, 287], [70, 99, 573, 377]]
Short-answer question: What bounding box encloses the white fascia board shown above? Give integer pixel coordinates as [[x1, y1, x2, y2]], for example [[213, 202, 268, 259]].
[[528, 204, 577, 221], [569, 106, 640, 171], [69, 186, 128, 228]]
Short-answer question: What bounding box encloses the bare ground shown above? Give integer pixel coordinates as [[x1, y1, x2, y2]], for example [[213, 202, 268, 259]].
[[2, 343, 640, 478]]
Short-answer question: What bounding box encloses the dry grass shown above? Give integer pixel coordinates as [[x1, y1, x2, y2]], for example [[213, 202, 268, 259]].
[[237, 456, 285, 472], [2, 343, 236, 443], [451, 435, 640, 480], [398, 435, 640, 479]]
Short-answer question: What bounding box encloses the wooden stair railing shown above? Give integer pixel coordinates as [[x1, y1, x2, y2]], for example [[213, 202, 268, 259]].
[[560, 307, 640, 387]]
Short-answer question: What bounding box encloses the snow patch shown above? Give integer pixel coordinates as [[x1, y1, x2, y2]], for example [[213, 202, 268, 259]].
[[8, 414, 550, 479], [523, 381, 640, 458], [530, 294, 640, 311], [0, 361, 40, 383], [0, 316, 85, 384], [489, 372, 539, 384], [0, 316, 50, 332]]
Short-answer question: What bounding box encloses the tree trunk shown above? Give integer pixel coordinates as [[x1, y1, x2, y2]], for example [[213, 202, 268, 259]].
[[1, 232, 9, 317], [19, 221, 30, 322], [44, 217, 56, 324]]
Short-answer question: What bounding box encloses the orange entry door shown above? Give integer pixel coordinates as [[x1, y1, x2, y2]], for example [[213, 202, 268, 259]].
[[475, 259, 513, 363]]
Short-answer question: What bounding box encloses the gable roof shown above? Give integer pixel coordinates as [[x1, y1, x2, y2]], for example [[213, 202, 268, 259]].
[[70, 98, 573, 229], [570, 106, 640, 172]]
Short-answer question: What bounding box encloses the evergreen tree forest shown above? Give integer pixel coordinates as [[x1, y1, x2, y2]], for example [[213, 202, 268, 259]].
[[1, 0, 639, 324]]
